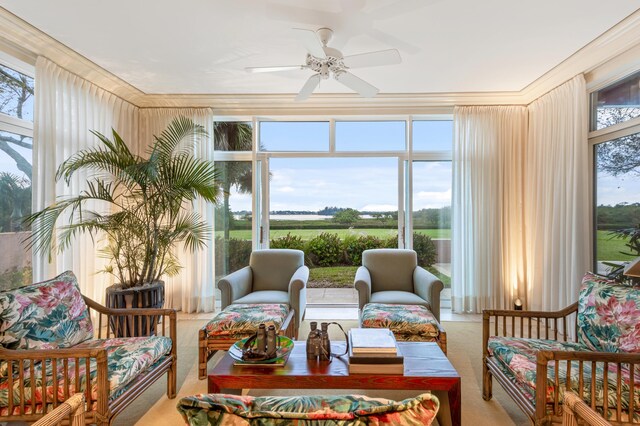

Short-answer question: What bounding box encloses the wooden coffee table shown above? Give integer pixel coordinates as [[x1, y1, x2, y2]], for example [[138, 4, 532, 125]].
[[208, 341, 461, 426]]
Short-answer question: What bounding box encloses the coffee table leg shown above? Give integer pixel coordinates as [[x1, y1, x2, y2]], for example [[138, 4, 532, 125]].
[[448, 380, 461, 426], [207, 377, 220, 393]]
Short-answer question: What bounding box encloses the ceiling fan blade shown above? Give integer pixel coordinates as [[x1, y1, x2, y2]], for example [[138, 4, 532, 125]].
[[245, 65, 306, 73], [342, 49, 402, 69], [295, 74, 322, 101], [293, 28, 326, 59], [334, 71, 379, 97]]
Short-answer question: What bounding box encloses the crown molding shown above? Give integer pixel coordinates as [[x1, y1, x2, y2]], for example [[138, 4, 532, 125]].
[[521, 8, 640, 104], [1, 6, 640, 112], [0, 7, 145, 106], [138, 91, 526, 115]]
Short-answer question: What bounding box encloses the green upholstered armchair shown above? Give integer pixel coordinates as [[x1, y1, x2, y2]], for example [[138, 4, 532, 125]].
[[354, 249, 444, 322], [217, 249, 308, 333]]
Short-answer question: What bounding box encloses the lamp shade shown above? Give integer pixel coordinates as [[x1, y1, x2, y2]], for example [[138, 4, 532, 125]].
[[623, 257, 640, 277]]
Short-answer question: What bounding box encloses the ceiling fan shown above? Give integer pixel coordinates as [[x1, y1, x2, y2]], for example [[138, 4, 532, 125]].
[[245, 27, 402, 101]]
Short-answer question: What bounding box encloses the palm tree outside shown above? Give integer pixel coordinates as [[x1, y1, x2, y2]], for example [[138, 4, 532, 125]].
[[213, 122, 253, 276]]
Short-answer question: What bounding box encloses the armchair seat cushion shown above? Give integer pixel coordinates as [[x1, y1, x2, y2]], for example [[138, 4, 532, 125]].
[[370, 291, 429, 307], [205, 303, 290, 340], [488, 336, 640, 412], [233, 290, 290, 306], [177, 392, 439, 425], [0, 336, 172, 414]]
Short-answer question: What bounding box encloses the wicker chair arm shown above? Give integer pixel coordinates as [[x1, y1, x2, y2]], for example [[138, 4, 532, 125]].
[[483, 302, 578, 320], [0, 346, 107, 361], [535, 350, 640, 422], [83, 296, 176, 317], [32, 393, 86, 426]]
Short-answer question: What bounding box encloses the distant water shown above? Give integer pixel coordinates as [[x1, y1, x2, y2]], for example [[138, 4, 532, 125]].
[[270, 214, 332, 221], [234, 214, 374, 221]]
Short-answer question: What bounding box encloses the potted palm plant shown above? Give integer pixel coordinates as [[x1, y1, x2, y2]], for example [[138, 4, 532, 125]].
[[25, 116, 221, 335]]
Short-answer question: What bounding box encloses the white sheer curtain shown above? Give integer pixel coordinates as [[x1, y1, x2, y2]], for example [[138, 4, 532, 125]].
[[33, 57, 139, 302], [139, 108, 216, 313], [525, 75, 591, 312], [451, 106, 528, 313]]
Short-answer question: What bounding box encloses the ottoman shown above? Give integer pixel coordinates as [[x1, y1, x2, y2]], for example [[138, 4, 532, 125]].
[[198, 303, 295, 379], [360, 303, 447, 354]]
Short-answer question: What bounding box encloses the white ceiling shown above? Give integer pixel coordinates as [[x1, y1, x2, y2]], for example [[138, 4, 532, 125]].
[[1, 0, 639, 96]]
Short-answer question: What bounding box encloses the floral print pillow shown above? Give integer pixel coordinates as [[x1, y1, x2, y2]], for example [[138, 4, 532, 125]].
[[0, 270, 94, 351], [177, 393, 439, 425], [577, 273, 640, 353]]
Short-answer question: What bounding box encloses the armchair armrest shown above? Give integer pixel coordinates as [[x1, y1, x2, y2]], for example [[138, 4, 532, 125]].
[[288, 265, 309, 327], [217, 266, 253, 309], [562, 391, 612, 426], [413, 266, 444, 322], [535, 350, 640, 423], [83, 296, 177, 343], [0, 346, 109, 418], [33, 393, 85, 426], [354, 266, 372, 311]]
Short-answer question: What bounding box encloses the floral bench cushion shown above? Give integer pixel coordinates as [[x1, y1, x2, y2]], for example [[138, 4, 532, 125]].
[[177, 392, 439, 425], [0, 271, 93, 352], [488, 336, 640, 416], [361, 303, 439, 341], [205, 303, 290, 340], [577, 273, 640, 353], [0, 336, 171, 414]]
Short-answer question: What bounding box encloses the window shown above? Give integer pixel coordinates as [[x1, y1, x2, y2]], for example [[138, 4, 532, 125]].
[[259, 121, 329, 151], [213, 121, 252, 151], [212, 122, 254, 279], [591, 69, 640, 131], [413, 120, 453, 151], [335, 121, 405, 151], [593, 132, 640, 272], [0, 60, 34, 290], [213, 117, 453, 302]]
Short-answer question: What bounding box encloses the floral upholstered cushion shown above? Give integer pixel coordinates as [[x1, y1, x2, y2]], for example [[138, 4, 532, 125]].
[[361, 303, 440, 341], [0, 336, 172, 414], [177, 392, 439, 425], [0, 271, 93, 352], [488, 336, 640, 417], [205, 304, 290, 340], [577, 273, 640, 353]]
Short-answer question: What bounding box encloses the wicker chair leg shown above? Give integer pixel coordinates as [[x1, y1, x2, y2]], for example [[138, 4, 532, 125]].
[[167, 359, 177, 399], [198, 328, 208, 380], [482, 360, 493, 401]]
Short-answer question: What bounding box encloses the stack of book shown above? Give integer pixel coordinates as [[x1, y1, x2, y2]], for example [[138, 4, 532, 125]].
[[348, 328, 404, 374]]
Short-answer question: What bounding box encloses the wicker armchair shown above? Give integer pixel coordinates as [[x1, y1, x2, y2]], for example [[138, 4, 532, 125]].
[[0, 271, 177, 426], [482, 274, 640, 425]]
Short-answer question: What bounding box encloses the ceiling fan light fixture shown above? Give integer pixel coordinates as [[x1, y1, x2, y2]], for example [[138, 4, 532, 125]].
[[248, 27, 402, 100]]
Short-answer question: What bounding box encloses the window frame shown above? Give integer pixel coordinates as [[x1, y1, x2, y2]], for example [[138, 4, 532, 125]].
[[588, 67, 640, 272], [0, 52, 34, 138]]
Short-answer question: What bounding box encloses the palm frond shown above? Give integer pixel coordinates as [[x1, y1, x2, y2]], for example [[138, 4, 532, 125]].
[[152, 116, 208, 159]]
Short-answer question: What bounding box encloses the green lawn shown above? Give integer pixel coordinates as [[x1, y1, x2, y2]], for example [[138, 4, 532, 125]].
[[308, 266, 357, 288], [217, 228, 451, 241], [596, 230, 634, 261]]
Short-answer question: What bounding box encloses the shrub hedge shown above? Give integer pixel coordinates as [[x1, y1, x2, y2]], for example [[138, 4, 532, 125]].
[[218, 232, 438, 271]]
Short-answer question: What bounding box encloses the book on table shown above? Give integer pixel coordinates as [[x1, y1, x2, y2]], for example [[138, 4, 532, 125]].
[[349, 328, 398, 355], [348, 344, 403, 364]]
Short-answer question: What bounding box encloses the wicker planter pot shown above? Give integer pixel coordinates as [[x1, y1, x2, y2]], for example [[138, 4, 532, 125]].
[[105, 281, 165, 337]]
